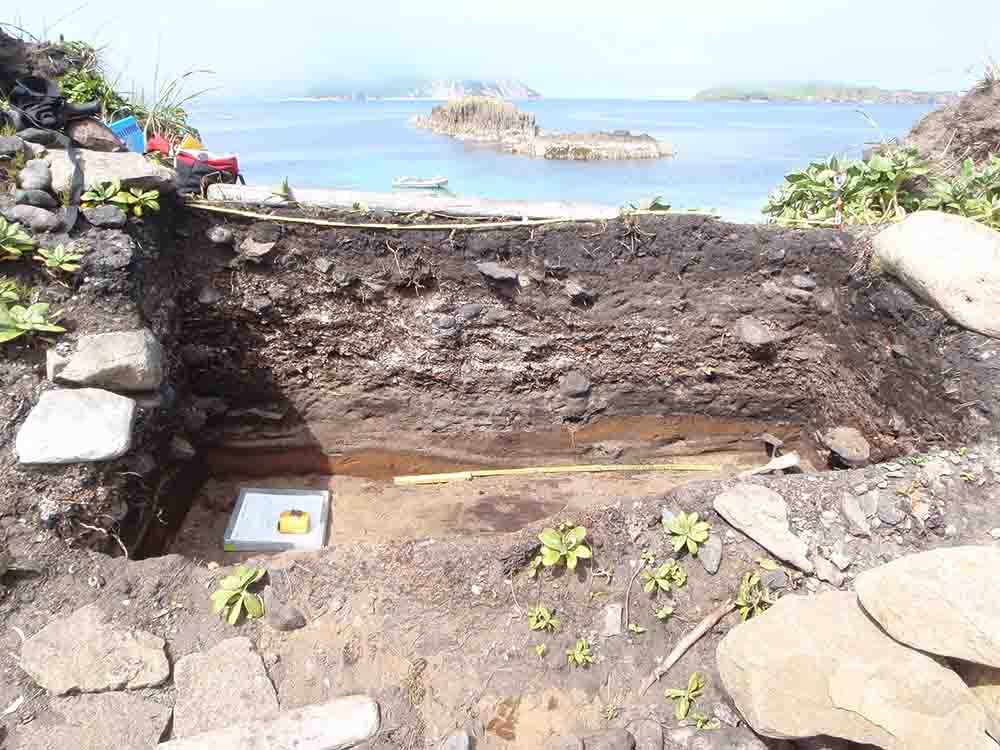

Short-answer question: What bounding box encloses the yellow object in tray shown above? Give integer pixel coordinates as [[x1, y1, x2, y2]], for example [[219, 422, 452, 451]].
[[277, 510, 311, 535]]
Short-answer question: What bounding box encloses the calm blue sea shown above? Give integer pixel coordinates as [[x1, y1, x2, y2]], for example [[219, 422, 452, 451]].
[[189, 99, 933, 222]]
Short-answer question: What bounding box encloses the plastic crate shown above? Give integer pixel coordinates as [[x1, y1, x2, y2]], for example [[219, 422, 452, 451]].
[[109, 115, 146, 153]]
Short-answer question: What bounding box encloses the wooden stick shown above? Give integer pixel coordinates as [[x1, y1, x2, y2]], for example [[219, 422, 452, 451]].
[[394, 462, 721, 486], [638, 599, 735, 696]]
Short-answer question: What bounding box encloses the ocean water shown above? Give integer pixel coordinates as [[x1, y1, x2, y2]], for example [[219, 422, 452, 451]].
[[189, 98, 933, 222]]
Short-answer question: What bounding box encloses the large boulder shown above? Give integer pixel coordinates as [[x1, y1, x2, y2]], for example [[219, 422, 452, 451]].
[[53, 328, 165, 391], [717, 592, 998, 749], [855, 546, 1000, 668], [46, 148, 174, 194], [713, 483, 813, 572], [20, 604, 169, 695], [873, 211, 1000, 339], [15, 388, 137, 464]]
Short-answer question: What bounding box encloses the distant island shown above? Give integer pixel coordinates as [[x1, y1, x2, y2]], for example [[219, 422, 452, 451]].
[[414, 97, 674, 161], [694, 83, 959, 105], [304, 78, 541, 101]]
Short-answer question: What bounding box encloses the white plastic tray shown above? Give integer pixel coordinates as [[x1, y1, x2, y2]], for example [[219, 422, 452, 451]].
[[223, 487, 330, 552]]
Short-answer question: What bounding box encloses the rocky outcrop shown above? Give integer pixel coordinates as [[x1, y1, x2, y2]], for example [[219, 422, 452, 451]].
[[717, 592, 998, 749], [51, 328, 165, 391], [172, 637, 280, 737], [855, 546, 1000, 668], [874, 211, 1000, 339], [713, 483, 813, 572], [20, 603, 170, 695], [415, 97, 672, 160], [14, 388, 137, 463]]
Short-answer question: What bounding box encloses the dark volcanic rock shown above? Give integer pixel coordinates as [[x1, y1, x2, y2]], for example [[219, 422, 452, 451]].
[[476, 261, 518, 282], [83, 205, 128, 229]]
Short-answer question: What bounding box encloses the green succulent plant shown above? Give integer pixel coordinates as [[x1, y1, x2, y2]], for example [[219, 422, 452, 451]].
[[666, 511, 711, 556], [0, 218, 35, 261], [530, 523, 592, 573], [735, 571, 775, 621], [527, 605, 560, 633], [35, 244, 85, 274], [0, 302, 65, 343], [0, 277, 32, 303], [210, 565, 266, 625], [642, 560, 687, 594], [566, 638, 593, 667], [665, 672, 706, 721], [81, 179, 122, 208]]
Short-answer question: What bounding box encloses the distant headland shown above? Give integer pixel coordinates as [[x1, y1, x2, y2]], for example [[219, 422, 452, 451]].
[[303, 78, 541, 101], [694, 83, 960, 105], [414, 97, 674, 161]]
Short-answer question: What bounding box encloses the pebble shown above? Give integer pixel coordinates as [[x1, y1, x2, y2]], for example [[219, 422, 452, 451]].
[[989, 529, 1000, 540], [859, 492, 879, 518], [884, 462, 903, 471], [470, 584, 482, 595], [944, 524, 958, 538], [814, 555, 845, 587], [440, 731, 472, 750], [851, 483, 869, 496], [207, 225, 234, 245], [830, 541, 855, 571], [840, 494, 871, 537], [603, 603, 624, 637], [877, 496, 906, 526]]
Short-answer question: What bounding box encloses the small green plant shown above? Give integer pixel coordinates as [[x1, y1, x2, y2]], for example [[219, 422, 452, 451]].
[[640, 549, 657, 566], [210, 565, 266, 625], [921, 157, 1000, 230], [533, 643, 547, 658], [960, 470, 978, 482], [35, 244, 85, 274], [566, 638, 594, 667], [0, 302, 65, 343], [691, 712, 721, 731], [666, 511, 711, 556], [665, 672, 706, 721], [593, 565, 614, 582], [273, 176, 294, 201], [655, 605, 675, 621], [642, 560, 687, 594], [81, 179, 122, 208], [0, 218, 35, 261], [532, 523, 592, 573], [527, 605, 560, 633], [113, 187, 161, 217], [0, 277, 32, 303], [627, 622, 646, 635], [603, 703, 620, 721], [735, 571, 775, 621]]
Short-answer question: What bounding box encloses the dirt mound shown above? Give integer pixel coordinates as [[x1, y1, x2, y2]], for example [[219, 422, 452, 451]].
[[906, 79, 1000, 171]]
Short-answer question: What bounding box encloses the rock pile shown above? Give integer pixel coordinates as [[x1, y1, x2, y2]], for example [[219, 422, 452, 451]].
[[718, 547, 1000, 748]]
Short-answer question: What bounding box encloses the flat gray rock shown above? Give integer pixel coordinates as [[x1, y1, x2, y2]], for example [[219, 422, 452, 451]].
[[700, 534, 723, 574], [46, 148, 174, 194], [15, 691, 172, 750], [581, 729, 635, 750], [0, 134, 29, 160], [839, 493, 871, 537], [15, 388, 137, 464], [17, 159, 52, 191], [855, 546, 1000, 668], [20, 604, 169, 695], [172, 637, 280, 738], [717, 592, 997, 749], [874, 211, 1000, 339], [734, 316, 775, 347], [560, 370, 591, 397], [82, 204, 128, 228], [476, 261, 518, 281], [55, 329, 164, 391], [713, 483, 813, 572], [667, 725, 769, 749], [14, 188, 58, 209], [3, 203, 62, 232]]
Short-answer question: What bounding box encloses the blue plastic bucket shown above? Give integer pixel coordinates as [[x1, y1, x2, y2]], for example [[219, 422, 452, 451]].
[[109, 115, 146, 154]]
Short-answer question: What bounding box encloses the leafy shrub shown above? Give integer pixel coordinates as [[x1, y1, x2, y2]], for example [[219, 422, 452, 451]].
[[763, 148, 928, 226], [82, 180, 160, 217], [666, 511, 711, 556], [0, 218, 35, 261], [665, 672, 706, 720], [0, 302, 65, 343], [921, 156, 1000, 230], [81, 180, 121, 208], [210, 565, 266, 625]]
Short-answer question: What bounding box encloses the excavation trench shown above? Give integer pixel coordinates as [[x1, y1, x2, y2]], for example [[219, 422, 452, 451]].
[[127, 209, 997, 561]]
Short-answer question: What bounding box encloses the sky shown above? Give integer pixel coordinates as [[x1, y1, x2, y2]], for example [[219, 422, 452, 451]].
[[5, 0, 999, 99]]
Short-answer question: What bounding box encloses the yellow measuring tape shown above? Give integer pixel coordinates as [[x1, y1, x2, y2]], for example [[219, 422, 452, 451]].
[[394, 462, 720, 486]]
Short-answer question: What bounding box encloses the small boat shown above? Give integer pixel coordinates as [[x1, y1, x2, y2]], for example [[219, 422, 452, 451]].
[[393, 176, 449, 189]]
